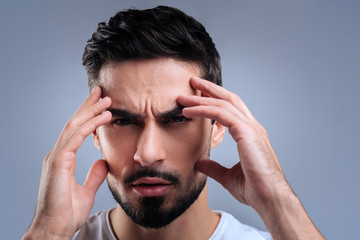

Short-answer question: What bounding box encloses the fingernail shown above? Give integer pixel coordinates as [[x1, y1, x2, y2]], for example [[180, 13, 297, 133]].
[[102, 110, 112, 118], [102, 96, 111, 103], [91, 86, 99, 93], [192, 76, 202, 81]]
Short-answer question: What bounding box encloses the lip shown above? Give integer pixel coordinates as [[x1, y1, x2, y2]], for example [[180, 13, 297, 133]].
[[131, 177, 173, 197], [132, 177, 172, 185]]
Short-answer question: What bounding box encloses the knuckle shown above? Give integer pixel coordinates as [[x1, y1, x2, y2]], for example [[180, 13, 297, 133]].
[[203, 82, 212, 94], [91, 104, 99, 117], [59, 150, 76, 162], [261, 126, 268, 135], [50, 151, 75, 170], [43, 151, 52, 161], [219, 100, 237, 114], [254, 121, 268, 136], [42, 153, 51, 166], [79, 120, 97, 137], [76, 127, 88, 139], [222, 100, 233, 109], [64, 118, 78, 131], [229, 92, 241, 103], [42, 149, 57, 167], [212, 108, 222, 119]]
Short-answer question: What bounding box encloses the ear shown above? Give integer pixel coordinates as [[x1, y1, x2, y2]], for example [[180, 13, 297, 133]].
[[92, 129, 101, 150], [211, 120, 226, 148]]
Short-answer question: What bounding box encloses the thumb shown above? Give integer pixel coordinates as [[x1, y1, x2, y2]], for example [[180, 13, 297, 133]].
[[83, 159, 108, 196], [196, 159, 229, 187]]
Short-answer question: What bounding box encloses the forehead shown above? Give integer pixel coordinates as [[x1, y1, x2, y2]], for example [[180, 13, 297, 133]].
[[98, 58, 201, 113]]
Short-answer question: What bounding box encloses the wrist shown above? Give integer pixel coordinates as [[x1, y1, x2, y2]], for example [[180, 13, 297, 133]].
[[23, 217, 73, 240], [23, 229, 70, 240], [254, 187, 324, 239], [255, 188, 300, 227], [254, 183, 297, 217]]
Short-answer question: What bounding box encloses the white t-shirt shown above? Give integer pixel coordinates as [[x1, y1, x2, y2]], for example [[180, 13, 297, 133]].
[[72, 209, 272, 240]]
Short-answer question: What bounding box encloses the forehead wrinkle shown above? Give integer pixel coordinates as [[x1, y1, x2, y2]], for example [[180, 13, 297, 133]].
[[99, 58, 202, 117], [109, 82, 197, 118], [110, 95, 179, 119], [108, 104, 183, 120]]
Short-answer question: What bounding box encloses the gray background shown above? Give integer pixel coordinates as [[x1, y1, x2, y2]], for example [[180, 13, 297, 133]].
[[1, 0, 359, 239]]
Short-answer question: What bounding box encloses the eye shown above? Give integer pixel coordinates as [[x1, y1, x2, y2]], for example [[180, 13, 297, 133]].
[[112, 118, 136, 126], [171, 116, 187, 123], [164, 116, 192, 125]]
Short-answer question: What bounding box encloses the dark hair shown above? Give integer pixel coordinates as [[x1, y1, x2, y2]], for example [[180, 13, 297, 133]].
[[82, 6, 222, 90]]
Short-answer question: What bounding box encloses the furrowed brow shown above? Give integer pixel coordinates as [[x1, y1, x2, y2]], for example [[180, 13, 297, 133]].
[[158, 105, 185, 119], [108, 108, 142, 119]]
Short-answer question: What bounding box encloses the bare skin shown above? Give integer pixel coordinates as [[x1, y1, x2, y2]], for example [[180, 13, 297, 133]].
[[23, 58, 325, 240], [23, 87, 112, 240], [93, 59, 222, 240], [178, 76, 325, 240]]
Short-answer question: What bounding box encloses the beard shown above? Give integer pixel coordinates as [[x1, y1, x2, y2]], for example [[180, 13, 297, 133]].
[[107, 168, 207, 229], [106, 125, 213, 229]]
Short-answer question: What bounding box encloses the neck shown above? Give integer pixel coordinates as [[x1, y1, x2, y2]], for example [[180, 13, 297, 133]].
[[110, 183, 220, 240]]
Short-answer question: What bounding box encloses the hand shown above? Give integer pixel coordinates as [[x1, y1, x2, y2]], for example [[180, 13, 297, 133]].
[[178, 77, 289, 209], [23, 86, 112, 240], [178, 77, 325, 239]]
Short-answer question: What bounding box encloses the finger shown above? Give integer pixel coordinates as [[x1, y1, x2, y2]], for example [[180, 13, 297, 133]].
[[57, 87, 111, 145], [69, 96, 112, 131], [83, 159, 108, 196], [64, 91, 112, 134], [196, 159, 229, 187], [190, 77, 231, 100], [178, 94, 238, 110], [78, 86, 103, 111], [190, 77, 256, 121], [178, 94, 245, 124], [182, 105, 249, 129], [180, 83, 264, 134], [71, 86, 103, 121], [63, 110, 112, 153]]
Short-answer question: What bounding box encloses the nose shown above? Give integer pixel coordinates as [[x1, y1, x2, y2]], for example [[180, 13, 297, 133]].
[[133, 122, 166, 167]]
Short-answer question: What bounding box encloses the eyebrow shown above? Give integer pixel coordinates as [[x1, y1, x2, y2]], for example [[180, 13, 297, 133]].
[[108, 108, 143, 119], [158, 105, 184, 119], [107, 105, 185, 119]]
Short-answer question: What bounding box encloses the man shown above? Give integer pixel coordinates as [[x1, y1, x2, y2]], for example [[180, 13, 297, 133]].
[[23, 6, 325, 240]]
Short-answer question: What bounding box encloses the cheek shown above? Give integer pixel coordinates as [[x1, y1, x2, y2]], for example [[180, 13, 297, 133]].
[[97, 126, 138, 175], [163, 119, 211, 169], [96, 119, 211, 176]]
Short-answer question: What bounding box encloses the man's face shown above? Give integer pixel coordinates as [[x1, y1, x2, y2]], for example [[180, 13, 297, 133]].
[[93, 58, 213, 228]]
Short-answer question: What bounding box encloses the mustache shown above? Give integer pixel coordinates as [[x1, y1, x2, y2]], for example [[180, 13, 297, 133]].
[[124, 168, 181, 185]]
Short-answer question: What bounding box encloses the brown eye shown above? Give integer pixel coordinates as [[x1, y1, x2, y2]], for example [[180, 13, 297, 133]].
[[172, 116, 186, 122], [163, 116, 192, 125], [113, 119, 135, 126]]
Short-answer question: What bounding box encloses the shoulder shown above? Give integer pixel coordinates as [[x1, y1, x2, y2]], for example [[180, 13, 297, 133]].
[[210, 211, 272, 240], [72, 209, 117, 240]]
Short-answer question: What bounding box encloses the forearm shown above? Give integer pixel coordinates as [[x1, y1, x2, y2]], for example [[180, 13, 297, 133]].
[[22, 212, 75, 240], [255, 190, 325, 240], [182, 78, 325, 239], [23, 227, 71, 240]]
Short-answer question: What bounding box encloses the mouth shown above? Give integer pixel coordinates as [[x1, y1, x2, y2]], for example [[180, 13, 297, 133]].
[[131, 177, 173, 197]]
